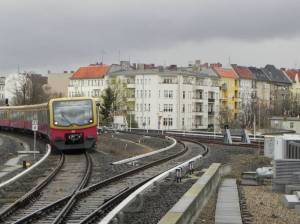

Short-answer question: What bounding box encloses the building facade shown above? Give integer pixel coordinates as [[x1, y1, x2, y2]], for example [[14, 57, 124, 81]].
[[213, 66, 239, 119], [68, 64, 110, 97], [248, 67, 271, 107], [110, 65, 220, 131], [270, 116, 300, 134], [232, 64, 256, 110], [46, 71, 73, 97]]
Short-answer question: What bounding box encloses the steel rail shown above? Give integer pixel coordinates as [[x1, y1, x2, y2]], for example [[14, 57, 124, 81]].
[[0, 152, 65, 222]]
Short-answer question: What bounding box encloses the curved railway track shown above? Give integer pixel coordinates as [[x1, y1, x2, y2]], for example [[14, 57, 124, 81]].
[[0, 152, 92, 224], [1, 137, 207, 224]]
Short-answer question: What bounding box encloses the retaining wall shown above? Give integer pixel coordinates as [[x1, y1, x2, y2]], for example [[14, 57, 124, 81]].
[[158, 163, 222, 224]]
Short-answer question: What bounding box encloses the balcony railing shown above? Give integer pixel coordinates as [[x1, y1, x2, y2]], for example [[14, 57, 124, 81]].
[[193, 124, 203, 129], [208, 111, 215, 115], [208, 98, 215, 102], [193, 96, 203, 100], [193, 110, 203, 113]]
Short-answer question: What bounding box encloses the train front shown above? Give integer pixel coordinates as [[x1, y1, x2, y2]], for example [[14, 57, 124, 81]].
[[49, 97, 97, 151]]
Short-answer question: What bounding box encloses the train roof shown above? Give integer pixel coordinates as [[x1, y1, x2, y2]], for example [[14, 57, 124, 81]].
[[49, 97, 95, 103], [0, 97, 96, 110], [0, 102, 48, 110]]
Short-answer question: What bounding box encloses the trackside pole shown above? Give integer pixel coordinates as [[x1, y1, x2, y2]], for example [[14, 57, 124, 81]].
[[33, 131, 36, 160]]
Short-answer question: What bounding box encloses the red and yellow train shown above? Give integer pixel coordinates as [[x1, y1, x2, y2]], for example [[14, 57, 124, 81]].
[[0, 97, 98, 151]]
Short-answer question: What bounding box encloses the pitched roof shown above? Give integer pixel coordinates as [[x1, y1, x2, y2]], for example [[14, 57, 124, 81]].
[[231, 64, 254, 80], [213, 67, 238, 79], [264, 64, 292, 85], [71, 64, 110, 79], [248, 66, 270, 82], [284, 69, 299, 83]]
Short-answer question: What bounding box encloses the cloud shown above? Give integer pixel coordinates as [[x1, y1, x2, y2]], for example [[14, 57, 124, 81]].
[[0, 0, 300, 72]]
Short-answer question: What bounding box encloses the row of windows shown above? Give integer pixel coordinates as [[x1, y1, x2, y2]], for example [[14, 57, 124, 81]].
[[136, 78, 152, 85], [0, 109, 48, 123], [70, 79, 106, 87], [163, 104, 173, 112], [163, 118, 173, 126], [136, 104, 151, 112], [136, 90, 151, 98]]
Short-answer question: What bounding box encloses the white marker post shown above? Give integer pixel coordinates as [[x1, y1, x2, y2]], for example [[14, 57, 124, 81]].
[[32, 120, 38, 160]]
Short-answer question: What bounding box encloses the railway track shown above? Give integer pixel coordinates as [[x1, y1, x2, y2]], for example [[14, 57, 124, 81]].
[[1, 137, 206, 224], [0, 152, 92, 224], [58, 140, 207, 224]]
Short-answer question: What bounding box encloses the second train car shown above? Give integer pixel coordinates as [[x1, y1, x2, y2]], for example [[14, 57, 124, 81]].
[[0, 97, 98, 151]]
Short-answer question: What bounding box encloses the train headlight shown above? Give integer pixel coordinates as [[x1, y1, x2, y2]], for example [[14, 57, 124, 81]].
[[54, 121, 58, 125], [89, 119, 93, 123]]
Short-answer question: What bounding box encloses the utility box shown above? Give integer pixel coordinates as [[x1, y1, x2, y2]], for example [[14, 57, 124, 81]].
[[264, 135, 275, 159]]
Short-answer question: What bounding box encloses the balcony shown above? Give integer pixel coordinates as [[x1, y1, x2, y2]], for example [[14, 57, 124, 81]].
[[193, 124, 204, 129], [193, 109, 203, 113], [208, 111, 215, 116], [208, 98, 215, 102]]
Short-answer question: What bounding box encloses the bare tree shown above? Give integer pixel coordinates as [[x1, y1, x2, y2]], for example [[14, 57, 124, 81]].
[[11, 72, 49, 105]]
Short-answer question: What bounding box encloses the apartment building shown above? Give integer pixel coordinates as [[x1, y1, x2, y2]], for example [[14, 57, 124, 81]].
[[263, 65, 292, 108], [213, 66, 239, 119], [232, 64, 256, 109], [68, 64, 110, 97], [248, 66, 271, 107], [109, 65, 220, 131]]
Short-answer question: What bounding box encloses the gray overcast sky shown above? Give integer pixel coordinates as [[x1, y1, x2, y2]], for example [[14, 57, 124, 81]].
[[1, 0, 300, 73]]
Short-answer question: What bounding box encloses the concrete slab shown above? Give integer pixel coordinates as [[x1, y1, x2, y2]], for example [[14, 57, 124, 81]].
[[215, 179, 242, 224], [295, 191, 300, 199], [281, 195, 300, 209]]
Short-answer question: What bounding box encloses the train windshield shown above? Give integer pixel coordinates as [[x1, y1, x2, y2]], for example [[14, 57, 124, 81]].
[[53, 100, 93, 127]]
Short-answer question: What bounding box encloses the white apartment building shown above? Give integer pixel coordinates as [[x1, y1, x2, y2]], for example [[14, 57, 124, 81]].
[[110, 65, 220, 131], [232, 65, 256, 109], [68, 64, 110, 97]]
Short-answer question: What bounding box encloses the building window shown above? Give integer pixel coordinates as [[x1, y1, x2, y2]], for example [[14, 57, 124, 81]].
[[149, 90, 151, 98], [183, 91, 185, 99], [182, 104, 185, 113], [163, 118, 168, 126], [148, 104, 151, 111], [182, 118, 185, 126], [168, 118, 173, 126], [163, 104, 173, 112], [148, 117, 150, 125], [164, 90, 173, 98]]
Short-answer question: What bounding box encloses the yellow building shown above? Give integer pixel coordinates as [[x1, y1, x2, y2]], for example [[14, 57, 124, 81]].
[[213, 67, 239, 119]]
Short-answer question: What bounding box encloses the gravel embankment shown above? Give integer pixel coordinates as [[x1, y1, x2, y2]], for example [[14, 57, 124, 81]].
[[244, 186, 300, 224], [122, 176, 197, 224], [96, 133, 173, 160], [118, 141, 205, 224]]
